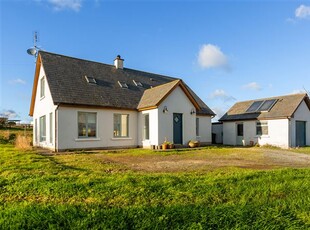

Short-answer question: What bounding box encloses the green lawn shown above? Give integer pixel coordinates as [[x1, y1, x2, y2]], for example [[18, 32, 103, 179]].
[[0, 143, 309, 229]]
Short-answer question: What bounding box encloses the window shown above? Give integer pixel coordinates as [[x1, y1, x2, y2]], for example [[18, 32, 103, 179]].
[[143, 114, 149, 140], [49, 112, 53, 144], [114, 114, 129, 137], [118, 81, 128, 89], [78, 112, 97, 138], [196, 118, 199, 136], [237, 123, 243, 136], [256, 121, 268, 135], [40, 115, 46, 142], [85, 75, 97, 84], [35, 119, 37, 143], [133, 80, 143, 87], [40, 77, 45, 98]]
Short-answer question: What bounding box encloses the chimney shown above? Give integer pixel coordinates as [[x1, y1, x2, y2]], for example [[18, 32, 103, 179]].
[[114, 55, 124, 69]]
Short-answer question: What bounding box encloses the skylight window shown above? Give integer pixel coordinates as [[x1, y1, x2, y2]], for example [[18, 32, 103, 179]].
[[246, 99, 277, 113], [85, 76, 97, 84], [118, 81, 128, 89], [133, 80, 143, 87]]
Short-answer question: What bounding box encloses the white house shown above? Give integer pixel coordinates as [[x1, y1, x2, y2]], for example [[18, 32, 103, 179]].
[[219, 94, 310, 148], [29, 51, 215, 151]]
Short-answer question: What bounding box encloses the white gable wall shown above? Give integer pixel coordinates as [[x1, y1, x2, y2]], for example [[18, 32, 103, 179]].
[[289, 100, 310, 147], [157, 86, 196, 145], [32, 65, 57, 150], [57, 107, 138, 150]]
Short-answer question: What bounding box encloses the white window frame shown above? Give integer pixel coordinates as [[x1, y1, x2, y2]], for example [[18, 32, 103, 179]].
[[78, 112, 97, 138], [40, 115, 46, 142], [113, 114, 129, 138], [196, 117, 200, 136], [143, 114, 150, 140], [40, 77, 45, 98], [256, 121, 268, 136]]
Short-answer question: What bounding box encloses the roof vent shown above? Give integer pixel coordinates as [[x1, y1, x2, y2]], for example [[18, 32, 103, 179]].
[[114, 55, 124, 69]]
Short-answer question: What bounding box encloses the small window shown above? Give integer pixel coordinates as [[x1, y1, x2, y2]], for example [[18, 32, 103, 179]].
[[114, 114, 129, 137], [237, 123, 243, 136], [118, 81, 128, 89], [40, 77, 45, 98], [78, 112, 97, 138], [85, 75, 97, 84], [256, 121, 268, 135], [143, 114, 149, 140], [49, 112, 53, 144], [196, 118, 199, 136], [40, 115, 46, 142], [133, 80, 143, 87]]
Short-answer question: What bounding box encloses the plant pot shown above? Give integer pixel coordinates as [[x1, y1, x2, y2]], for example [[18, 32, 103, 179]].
[[162, 144, 168, 150], [169, 144, 174, 149], [189, 142, 196, 148]]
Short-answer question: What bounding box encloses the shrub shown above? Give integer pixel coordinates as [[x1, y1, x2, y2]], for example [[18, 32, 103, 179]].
[[15, 135, 32, 150]]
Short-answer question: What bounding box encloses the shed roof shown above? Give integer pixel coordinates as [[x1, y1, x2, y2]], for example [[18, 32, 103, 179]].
[[219, 93, 310, 121]]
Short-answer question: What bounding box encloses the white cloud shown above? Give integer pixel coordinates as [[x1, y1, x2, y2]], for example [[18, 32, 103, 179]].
[[48, 0, 82, 12], [295, 5, 310, 19], [198, 44, 230, 71], [208, 89, 236, 102], [0, 110, 20, 119], [242, 82, 262, 91], [290, 89, 307, 94], [9, 78, 26, 85]]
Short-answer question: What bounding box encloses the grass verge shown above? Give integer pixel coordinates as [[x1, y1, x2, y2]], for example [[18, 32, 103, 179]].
[[0, 143, 309, 229]]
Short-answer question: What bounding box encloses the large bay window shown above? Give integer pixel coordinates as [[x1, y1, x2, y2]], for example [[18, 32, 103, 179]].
[[114, 114, 129, 137], [78, 112, 97, 138]]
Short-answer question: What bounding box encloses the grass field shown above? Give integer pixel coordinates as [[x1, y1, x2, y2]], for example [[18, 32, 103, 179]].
[[0, 143, 309, 229]]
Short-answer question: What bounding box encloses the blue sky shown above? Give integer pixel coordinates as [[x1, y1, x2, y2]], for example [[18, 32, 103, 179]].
[[1, 0, 310, 122]]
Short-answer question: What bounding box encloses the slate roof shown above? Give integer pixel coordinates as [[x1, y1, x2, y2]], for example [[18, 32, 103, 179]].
[[31, 51, 214, 116], [219, 93, 310, 121]]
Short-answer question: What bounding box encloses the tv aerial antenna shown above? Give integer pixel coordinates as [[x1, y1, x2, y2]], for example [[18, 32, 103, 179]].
[[26, 31, 41, 60]]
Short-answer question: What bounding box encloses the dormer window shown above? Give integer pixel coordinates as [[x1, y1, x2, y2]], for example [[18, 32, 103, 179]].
[[40, 77, 45, 98], [118, 81, 128, 89], [85, 75, 97, 84], [133, 80, 143, 87]]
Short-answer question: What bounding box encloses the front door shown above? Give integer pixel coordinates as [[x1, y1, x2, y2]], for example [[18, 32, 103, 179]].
[[173, 113, 183, 144], [236, 123, 244, 146], [296, 121, 306, 147]]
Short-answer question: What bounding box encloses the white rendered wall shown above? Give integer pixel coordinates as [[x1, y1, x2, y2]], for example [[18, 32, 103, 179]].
[[289, 100, 310, 147], [197, 116, 212, 144], [32, 65, 57, 150], [157, 86, 197, 145], [57, 107, 138, 151], [223, 119, 289, 148]]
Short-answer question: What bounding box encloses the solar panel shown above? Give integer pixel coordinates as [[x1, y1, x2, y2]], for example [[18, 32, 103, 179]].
[[246, 101, 263, 113], [258, 99, 277, 111], [85, 76, 97, 84]]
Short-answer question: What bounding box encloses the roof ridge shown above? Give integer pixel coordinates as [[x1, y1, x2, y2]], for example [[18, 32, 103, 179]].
[[236, 93, 307, 103]]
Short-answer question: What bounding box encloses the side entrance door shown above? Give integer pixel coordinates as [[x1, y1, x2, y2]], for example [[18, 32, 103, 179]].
[[296, 121, 306, 147], [236, 123, 244, 146], [173, 113, 183, 144]]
